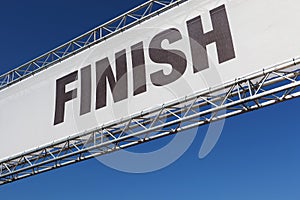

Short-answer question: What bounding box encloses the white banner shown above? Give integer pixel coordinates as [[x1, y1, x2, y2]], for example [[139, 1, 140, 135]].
[[1, 0, 299, 160]]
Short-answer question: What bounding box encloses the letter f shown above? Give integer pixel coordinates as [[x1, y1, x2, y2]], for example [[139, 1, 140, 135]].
[[54, 71, 78, 125]]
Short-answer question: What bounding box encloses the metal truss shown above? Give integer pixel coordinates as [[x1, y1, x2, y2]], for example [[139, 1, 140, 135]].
[[1, 57, 300, 185], [0, 0, 187, 90]]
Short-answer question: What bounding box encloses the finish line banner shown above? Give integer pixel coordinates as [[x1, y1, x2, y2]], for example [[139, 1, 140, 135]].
[[0, 0, 299, 159]]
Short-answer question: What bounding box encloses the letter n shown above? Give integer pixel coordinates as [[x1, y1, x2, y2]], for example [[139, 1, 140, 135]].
[[96, 50, 128, 109]]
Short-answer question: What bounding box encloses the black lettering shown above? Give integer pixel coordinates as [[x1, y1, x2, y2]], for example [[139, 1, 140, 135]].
[[54, 71, 78, 125], [131, 42, 147, 96], [187, 4, 235, 73], [80, 65, 91, 115], [149, 28, 187, 86], [96, 50, 128, 109]]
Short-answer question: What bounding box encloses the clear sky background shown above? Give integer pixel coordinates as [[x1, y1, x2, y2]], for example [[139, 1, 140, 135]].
[[0, 0, 300, 199]]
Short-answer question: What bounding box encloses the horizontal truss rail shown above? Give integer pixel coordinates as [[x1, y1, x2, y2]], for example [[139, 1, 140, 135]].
[[1, 57, 300, 185], [0, 0, 187, 91]]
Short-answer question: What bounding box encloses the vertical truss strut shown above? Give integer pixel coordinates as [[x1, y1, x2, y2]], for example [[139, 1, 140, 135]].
[[1, 57, 300, 185], [0, 0, 187, 90]]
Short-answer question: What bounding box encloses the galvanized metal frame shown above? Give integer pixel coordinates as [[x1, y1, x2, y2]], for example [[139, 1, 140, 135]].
[[0, 0, 187, 90], [1, 57, 300, 185]]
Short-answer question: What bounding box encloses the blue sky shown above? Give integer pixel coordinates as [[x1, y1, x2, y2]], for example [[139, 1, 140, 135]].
[[0, 0, 300, 199]]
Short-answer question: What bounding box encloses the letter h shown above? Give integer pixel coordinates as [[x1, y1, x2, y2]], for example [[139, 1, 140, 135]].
[[187, 5, 235, 73]]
